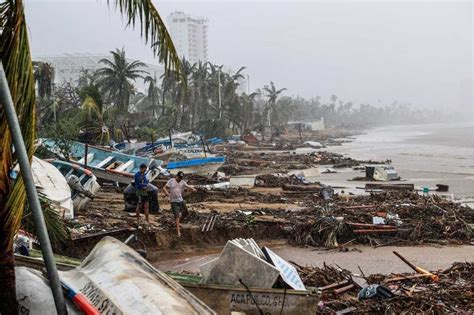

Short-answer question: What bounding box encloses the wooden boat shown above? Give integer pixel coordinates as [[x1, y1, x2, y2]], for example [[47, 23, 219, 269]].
[[165, 156, 226, 176], [17, 157, 75, 219], [47, 159, 100, 211], [15, 237, 215, 314], [42, 140, 166, 185], [167, 272, 319, 315], [14, 245, 318, 315]]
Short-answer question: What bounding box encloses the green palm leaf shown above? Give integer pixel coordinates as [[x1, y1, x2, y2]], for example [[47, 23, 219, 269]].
[[110, 0, 183, 76], [0, 0, 37, 250], [0, 0, 184, 310]]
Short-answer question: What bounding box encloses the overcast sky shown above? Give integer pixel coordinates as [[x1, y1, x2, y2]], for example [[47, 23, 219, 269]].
[[25, 0, 473, 109]]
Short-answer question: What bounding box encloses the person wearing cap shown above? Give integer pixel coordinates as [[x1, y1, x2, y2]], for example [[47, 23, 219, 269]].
[[134, 163, 151, 223], [163, 171, 196, 237]]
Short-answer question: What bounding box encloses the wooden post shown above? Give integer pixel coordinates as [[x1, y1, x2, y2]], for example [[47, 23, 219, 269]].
[[84, 143, 89, 169]]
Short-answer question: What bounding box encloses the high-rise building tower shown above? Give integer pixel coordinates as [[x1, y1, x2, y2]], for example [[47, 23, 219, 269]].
[[167, 11, 208, 65]]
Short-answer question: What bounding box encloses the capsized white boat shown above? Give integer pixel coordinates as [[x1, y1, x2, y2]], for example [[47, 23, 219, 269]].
[[16, 237, 215, 314], [24, 157, 74, 219]]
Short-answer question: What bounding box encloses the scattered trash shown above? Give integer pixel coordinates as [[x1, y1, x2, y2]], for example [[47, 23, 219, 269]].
[[291, 261, 473, 313], [365, 165, 400, 181], [357, 284, 394, 300]]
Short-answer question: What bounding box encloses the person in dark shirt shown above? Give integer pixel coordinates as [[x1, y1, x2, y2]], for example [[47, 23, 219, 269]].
[[134, 164, 150, 223]]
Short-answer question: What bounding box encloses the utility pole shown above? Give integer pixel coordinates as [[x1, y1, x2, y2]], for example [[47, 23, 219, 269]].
[[218, 67, 222, 119], [247, 74, 250, 94]]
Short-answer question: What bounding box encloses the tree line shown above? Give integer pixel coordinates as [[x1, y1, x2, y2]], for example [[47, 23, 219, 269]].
[[34, 48, 441, 143]]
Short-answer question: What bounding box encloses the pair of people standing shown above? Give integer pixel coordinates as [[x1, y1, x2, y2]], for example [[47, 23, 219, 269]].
[[135, 165, 195, 237]]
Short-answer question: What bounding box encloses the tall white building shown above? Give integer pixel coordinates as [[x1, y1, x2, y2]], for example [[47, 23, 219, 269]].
[[34, 53, 164, 92], [167, 11, 208, 65]]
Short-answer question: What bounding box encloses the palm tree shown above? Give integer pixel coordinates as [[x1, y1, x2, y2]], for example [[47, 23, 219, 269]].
[[79, 83, 111, 145], [176, 58, 196, 129], [190, 61, 209, 129], [96, 48, 148, 113], [143, 75, 161, 117], [263, 81, 286, 127], [221, 67, 245, 130], [33, 61, 54, 99], [0, 0, 182, 312], [133, 75, 161, 119]]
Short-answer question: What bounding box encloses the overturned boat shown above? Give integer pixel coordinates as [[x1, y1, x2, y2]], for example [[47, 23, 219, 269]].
[[13, 157, 75, 219], [42, 140, 167, 185], [15, 237, 215, 314], [47, 159, 100, 211]]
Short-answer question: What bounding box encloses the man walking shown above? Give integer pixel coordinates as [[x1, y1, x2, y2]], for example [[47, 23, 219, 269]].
[[134, 163, 156, 224], [163, 171, 196, 237]]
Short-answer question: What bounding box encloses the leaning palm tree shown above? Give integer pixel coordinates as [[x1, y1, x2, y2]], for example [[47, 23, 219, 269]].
[[137, 75, 161, 117], [96, 48, 148, 113], [0, 0, 182, 312]]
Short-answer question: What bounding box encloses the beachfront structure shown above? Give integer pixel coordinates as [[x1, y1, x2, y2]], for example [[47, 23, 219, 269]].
[[167, 11, 209, 65], [33, 53, 164, 92], [287, 118, 325, 131]]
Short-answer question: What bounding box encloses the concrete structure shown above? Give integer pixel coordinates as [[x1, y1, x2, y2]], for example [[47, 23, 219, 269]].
[[287, 118, 325, 131], [34, 53, 164, 92], [167, 11, 208, 65]]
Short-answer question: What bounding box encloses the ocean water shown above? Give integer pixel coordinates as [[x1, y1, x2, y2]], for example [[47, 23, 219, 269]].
[[326, 122, 474, 198]]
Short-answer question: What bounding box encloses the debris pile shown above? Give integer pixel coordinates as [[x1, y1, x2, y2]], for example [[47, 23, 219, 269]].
[[287, 191, 473, 247], [217, 149, 388, 176], [293, 261, 473, 313], [254, 173, 303, 187]]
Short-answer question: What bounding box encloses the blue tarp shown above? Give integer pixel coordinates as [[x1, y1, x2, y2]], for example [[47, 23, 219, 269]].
[[166, 156, 225, 169]]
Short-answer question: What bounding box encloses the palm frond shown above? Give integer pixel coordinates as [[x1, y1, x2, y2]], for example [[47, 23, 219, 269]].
[[21, 193, 70, 247], [0, 0, 37, 249], [110, 0, 183, 77]]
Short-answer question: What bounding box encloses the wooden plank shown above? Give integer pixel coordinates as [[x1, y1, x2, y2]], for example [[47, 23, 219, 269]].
[[365, 183, 414, 191], [353, 229, 398, 234], [346, 222, 397, 229]]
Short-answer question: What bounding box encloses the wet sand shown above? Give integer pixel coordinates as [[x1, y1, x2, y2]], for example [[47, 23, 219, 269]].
[[154, 244, 474, 275]]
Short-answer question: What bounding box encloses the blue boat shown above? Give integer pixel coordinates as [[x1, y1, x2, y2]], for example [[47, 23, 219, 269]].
[[165, 156, 226, 176], [41, 140, 166, 185]]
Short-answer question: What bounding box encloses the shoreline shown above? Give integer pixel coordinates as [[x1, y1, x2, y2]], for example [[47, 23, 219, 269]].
[[61, 128, 472, 270]]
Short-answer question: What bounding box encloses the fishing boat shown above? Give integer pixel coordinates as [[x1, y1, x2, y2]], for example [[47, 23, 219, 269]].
[[15, 237, 215, 314], [113, 132, 202, 155], [167, 273, 318, 315], [165, 156, 226, 176], [28, 157, 74, 219], [47, 159, 100, 211], [14, 237, 318, 315], [41, 140, 167, 185]]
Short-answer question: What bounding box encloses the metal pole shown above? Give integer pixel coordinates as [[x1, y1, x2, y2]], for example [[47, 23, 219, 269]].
[[168, 128, 173, 148], [0, 63, 67, 314], [217, 68, 222, 119]]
